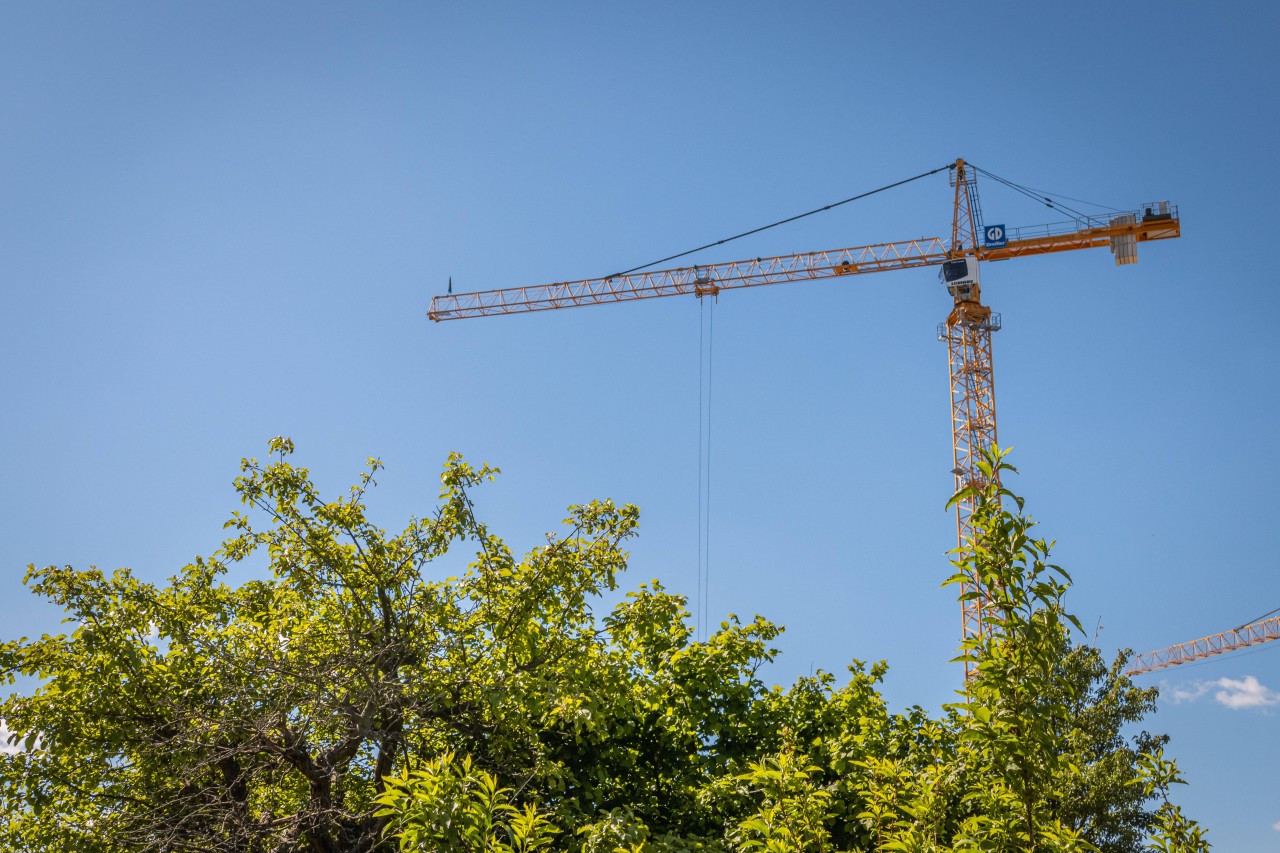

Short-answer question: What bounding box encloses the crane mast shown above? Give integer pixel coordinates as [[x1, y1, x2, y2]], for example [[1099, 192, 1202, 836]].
[[940, 160, 1000, 650], [429, 159, 1181, 670]]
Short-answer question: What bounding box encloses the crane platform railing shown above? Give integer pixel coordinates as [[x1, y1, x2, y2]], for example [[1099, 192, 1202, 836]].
[[993, 204, 1180, 246]]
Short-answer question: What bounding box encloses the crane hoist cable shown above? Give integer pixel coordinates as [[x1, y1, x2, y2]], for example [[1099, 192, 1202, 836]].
[[604, 161, 1122, 286], [605, 163, 954, 280], [697, 294, 715, 642], [976, 175, 1128, 213], [654, 166, 979, 646], [969, 165, 1118, 222], [1236, 604, 1280, 632]]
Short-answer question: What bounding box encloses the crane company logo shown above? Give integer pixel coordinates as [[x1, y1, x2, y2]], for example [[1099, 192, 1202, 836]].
[[984, 224, 1007, 248]]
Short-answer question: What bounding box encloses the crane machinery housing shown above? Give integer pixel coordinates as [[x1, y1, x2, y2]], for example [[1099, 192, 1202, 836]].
[[429, 159, 1182, 669]]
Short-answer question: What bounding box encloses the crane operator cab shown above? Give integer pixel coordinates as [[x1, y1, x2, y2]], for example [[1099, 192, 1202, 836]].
[[940, 255, 980, 303]]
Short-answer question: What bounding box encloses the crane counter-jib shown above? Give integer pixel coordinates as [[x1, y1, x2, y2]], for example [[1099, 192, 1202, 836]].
[[979, 206, 1181, 263]]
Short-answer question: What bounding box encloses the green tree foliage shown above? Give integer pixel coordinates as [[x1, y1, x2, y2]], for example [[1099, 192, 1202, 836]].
[[0, 442, 1208, 852], [373, 753, 557, 853]]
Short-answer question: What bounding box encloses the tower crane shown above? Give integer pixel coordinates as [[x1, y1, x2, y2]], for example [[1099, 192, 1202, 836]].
[[1126, 613, 1280, 675], [429, 158, 1182, 663]]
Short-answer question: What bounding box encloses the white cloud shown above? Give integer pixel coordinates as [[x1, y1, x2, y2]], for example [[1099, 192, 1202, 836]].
[[1214, 675, 1280, 710], [0, 720, 20, 756], [0, 720, 42, 755], [1272, 820, 1280, 832], [1165, 675, 1280, 710], [1167, 681, 1210, 703]]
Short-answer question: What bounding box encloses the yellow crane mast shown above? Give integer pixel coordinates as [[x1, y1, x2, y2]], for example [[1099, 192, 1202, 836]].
[[430, 159, 1181, 665]]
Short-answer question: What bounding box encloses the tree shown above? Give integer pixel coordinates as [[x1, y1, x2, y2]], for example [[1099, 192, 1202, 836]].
[[0, 439, 640, 851], [1050, 644, 1167, 851], [0, 441, 1208, 852]]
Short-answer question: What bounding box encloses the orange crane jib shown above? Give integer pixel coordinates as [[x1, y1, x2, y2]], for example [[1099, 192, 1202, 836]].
[[1126, 616, 1280, 676], [426, 215, 1180, 322], [429, 159, 1181, 675]]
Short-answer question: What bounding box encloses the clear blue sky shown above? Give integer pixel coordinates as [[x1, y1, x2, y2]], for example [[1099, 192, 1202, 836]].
[[2, 1, 1278, 846]]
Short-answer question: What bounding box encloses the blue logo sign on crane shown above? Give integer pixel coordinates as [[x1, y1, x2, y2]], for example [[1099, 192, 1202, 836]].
[[984, 224, 1007, 249]]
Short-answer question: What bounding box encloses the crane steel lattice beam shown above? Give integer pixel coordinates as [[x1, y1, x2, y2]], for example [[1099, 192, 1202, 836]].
[[943, 160, 999, 672], [427, 212, 1180, 323], [940, 312, 1002, 649], [428, 238, 948, 321], [1126, 616, 1280, 676]]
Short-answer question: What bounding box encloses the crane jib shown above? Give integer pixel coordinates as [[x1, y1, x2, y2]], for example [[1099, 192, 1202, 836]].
[[428, 238, 950, 321], [428, 208, 1179, 322]]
